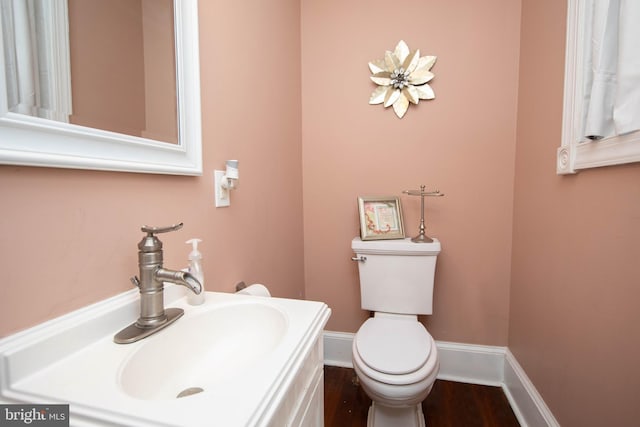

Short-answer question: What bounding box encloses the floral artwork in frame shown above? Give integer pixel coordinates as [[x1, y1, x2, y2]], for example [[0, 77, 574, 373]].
[[358, 196, 405, 240], [368, 40, 437, 118]]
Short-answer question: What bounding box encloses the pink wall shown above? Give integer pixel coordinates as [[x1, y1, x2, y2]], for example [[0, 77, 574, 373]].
[[0, 0, 304, 337], [2, 2, 639, 424], [302, 0, 522, 344], [510, 0, 640, 425]]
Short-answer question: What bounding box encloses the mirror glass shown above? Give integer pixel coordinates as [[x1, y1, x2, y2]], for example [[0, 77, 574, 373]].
[[0, 0, 202, 175], [66, 0, 178, 143]]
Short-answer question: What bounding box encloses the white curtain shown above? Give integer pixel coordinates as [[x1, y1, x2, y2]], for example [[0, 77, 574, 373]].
[[583, 0, 640, 140], [1, 0, 71, 121], [1, 0, 38, 116]]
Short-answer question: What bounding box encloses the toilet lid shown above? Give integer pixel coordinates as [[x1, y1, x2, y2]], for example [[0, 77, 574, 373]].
[[355, 317, 432, 375]]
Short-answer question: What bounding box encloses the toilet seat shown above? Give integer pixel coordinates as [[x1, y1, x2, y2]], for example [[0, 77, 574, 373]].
[[355, 315, 432, 375]]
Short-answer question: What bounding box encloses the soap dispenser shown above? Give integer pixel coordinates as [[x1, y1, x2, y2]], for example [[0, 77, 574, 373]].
[[186, 238, 205, 305]]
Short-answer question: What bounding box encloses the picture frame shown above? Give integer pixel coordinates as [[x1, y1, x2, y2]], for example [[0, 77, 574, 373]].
[[357, 196, 405, 240]]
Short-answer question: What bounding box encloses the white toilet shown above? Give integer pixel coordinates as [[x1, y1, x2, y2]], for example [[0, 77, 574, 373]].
[[351, 237, 441, 427]]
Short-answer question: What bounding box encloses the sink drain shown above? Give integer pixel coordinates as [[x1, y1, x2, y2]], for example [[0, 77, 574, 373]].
[[176, 387, 204, 398]]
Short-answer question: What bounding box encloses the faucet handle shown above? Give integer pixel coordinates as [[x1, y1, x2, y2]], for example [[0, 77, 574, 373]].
[[141, 223, 183, 236]]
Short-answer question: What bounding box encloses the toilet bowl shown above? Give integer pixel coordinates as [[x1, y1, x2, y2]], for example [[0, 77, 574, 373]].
[[351, 313, 439, 427]]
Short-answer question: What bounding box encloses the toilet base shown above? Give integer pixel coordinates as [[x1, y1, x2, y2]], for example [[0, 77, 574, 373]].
[[367, 402, 426, 427]]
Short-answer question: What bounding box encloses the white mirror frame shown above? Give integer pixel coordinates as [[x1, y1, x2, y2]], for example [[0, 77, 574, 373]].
[[557, 0, 640, 174], [0, 0, 202, 175]]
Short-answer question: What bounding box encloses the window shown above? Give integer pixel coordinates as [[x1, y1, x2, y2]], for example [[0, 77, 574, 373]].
[[557, 0, 640, 174]]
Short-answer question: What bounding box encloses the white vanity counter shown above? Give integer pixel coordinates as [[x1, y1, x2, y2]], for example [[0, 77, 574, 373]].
[[0, 287, 331, 426]]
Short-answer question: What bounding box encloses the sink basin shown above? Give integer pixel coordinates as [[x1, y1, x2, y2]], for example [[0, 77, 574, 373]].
[[0, 289, 330, 426], [118, 302, 288, 400]]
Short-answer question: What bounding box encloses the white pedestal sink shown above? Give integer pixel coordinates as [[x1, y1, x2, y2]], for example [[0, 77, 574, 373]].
[[0, 287, 331, 426]]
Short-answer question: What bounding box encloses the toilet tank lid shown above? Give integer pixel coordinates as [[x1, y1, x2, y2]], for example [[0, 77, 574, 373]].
[[352, 237, 441, 255]]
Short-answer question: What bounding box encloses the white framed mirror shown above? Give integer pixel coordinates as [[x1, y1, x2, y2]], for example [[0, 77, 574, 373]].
[[0, 0, 202, 175]]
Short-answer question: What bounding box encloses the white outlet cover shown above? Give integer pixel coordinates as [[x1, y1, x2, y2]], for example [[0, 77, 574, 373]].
[[214, 170, 230, 207]]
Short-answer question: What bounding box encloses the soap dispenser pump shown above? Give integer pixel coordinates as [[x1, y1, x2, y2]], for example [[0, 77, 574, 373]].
[[186, 238, 205, 305]]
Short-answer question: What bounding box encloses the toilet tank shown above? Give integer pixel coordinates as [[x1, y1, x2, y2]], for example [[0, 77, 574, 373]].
[[351, 237, 441, 315]]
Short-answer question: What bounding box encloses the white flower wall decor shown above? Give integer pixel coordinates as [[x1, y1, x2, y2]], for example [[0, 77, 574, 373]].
[[369, 40, 437, 118]]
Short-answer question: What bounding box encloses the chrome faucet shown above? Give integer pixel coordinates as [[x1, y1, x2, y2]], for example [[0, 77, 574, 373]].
[[114, 223, 202, 344]]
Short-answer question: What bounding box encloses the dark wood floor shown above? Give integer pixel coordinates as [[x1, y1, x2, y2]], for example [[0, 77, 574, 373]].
[[324, 366, 520, 427]]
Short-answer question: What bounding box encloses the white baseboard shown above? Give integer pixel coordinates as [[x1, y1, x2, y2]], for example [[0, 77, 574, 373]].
[[503, 349, 560, 427], [436, 340, 505, 386], [323, 331, 559, 427], [322, 331, 354, 368]]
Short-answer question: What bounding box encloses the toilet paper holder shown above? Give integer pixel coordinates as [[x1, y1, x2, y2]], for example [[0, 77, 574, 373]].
[[234, 281, 272, 297], [402, 185, 444, 243]]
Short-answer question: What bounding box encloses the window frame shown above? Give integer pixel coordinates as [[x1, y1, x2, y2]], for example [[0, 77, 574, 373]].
[[557, 0, 640, 174]]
